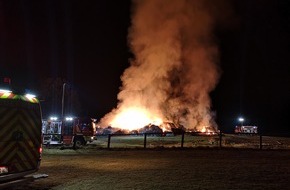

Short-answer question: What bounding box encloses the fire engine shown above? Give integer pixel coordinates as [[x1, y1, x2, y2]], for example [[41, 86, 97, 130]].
[[0, 87, 47, 188], [235, 125, 258, 134], [42, 117, 96, 148]]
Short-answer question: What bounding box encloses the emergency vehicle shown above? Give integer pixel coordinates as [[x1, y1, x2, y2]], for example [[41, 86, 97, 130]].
[[42, 117, 96, 148], [235, 125, 258, 134], [0, 88, 47, 188]]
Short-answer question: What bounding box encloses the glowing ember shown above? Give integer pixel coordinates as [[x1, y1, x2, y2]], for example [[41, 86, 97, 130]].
[[201, 126, 207, 133], [198, 126, 217, 135], [109, 107, 163, 131]]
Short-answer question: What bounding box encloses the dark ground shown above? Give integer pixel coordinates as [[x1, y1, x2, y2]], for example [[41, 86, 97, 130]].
[[8, 148, 290, 190]]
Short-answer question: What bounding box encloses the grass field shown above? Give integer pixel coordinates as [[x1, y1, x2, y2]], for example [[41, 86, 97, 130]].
[[91, 134, 290, 150], [19, 147, 290, 190]]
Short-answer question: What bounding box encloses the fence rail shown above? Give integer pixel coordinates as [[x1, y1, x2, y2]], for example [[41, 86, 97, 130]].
[[92, 132, 290, 150]]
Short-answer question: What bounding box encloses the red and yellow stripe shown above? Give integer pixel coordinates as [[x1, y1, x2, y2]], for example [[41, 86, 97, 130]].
[[0, 92, 17, 99], [0, 98, 42, 174], [0, 92, 39, 103]]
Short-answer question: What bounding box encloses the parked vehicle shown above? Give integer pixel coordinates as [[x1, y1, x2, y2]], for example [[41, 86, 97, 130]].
[[0, 88, 47, 188], [42, 117, 96, 148], [235, 125, 258, 134]]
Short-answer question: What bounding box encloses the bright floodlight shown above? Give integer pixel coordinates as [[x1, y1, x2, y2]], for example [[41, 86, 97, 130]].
[[238, 117, 244, 122], [65, 117, 73, 121], [0, 89, 12, 93], [50, 116, 58, 121], [25, 93, 36, 98]]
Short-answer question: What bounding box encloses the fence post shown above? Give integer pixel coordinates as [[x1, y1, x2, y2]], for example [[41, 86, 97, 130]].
[[219, 132, 222, 148], [144, 133, 147, 149], [181, 132, 185, 148], [259, 134, 262, 150], [107, 134, 111, 149]]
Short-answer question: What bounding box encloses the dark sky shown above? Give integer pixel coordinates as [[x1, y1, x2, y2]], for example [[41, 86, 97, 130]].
[[0, 0, 290, 135], [214, 0, 290, 134]]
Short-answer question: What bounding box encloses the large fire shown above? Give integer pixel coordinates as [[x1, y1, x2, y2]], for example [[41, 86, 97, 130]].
[[102, 106, 217, 135], [109, 107, 163, 131], [98, 0, 231, 135]]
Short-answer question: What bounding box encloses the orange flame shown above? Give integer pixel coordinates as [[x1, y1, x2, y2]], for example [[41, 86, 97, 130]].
[[110, 107, 163, 131]]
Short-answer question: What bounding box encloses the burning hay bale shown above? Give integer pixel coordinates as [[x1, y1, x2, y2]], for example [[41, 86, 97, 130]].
[[96, 126, 130, 135], [138, 124, 163, 136], [160, 122, 185, 136], [170, 126, 186, 136]]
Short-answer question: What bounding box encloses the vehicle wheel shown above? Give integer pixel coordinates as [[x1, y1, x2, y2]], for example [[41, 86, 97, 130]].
[[74, 139, 83, 149]]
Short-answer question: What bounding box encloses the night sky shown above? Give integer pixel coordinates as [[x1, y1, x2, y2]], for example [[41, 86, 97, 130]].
[[0, 0, 290, 135]]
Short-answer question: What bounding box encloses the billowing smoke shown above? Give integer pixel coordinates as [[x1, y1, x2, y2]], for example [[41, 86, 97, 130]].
[[100, 0, 231, 131]]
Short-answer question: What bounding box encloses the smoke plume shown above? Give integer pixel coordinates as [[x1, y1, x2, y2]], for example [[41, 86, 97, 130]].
[[100, 0, 231, 131]]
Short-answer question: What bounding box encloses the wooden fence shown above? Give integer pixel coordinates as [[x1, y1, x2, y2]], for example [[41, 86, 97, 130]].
[[92, 132, 290, 150]]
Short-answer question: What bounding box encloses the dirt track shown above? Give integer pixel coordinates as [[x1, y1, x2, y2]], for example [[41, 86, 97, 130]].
[[10, 148, 290, 190]]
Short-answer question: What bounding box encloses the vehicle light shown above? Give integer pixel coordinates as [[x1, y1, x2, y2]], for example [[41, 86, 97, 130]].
[[65, 117, 73, 121], [0, 166, 8, 174], [39, 145, 43, 154], [50, 116, 58, 121], [25, 93, 36, 98], [0, 89, 12, 93]]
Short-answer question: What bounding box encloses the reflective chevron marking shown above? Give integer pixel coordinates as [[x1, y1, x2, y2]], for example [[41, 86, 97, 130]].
[[0, 92, 39, 103], [20, 96, 39, 103], [0, 96, 41, 173], [1, 142, 17, 163], [0, 92, 16, 99], [18, 114, 39, 146]]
